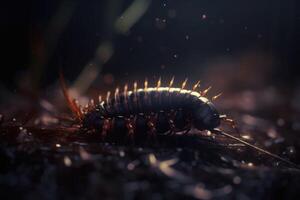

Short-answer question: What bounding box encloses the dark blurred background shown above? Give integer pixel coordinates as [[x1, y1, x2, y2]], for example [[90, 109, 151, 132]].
[[1, 2, 300, 199], [0, 0, 299, 93]]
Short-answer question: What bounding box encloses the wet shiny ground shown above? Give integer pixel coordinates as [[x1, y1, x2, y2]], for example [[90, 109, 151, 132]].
[[0, 87, 300, 200]]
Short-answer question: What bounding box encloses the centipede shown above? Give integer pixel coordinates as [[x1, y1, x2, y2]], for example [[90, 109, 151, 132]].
[[60, 73, 299, 169]]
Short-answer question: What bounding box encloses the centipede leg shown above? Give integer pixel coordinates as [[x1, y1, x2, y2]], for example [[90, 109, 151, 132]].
[[220, 115, 240, 136], [166, 110, 177, 135], [102, 118, 111, 138], [183, 117, 192, 135], [125, 117, 135, 143], [167, 119, 176, 135], [146, 114, 157, 142]]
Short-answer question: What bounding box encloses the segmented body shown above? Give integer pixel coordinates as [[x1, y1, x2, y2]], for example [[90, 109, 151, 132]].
[[82, 87, 221, 138], [60, 75, 298, 167]]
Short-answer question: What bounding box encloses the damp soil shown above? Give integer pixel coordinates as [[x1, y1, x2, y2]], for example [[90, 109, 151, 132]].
[[0, 87, 300, 200]]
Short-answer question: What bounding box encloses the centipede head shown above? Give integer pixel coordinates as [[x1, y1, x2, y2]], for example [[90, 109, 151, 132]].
[[59, 71, 83, 122]]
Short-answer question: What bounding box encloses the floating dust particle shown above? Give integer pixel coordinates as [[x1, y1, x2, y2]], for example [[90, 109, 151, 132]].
[[286, 146, 296, 155], [56, 144, 61, 148], [155, 17, 167, 30]]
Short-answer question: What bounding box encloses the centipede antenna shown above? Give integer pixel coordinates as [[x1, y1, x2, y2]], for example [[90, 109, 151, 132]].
[[212, 128, 300, 169], [169, 76, 175, 89], [144, 78, 148, 90], [59, 71, 83, 121], [202, 86, 212, 96], [181, 78, 188, 90], [192, 80, 201, 91], [212, 93, 222, 101], [157, 77, 162, 89]]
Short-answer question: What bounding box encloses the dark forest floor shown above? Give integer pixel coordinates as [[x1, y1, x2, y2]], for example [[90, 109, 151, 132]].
[[0, 85, 300, 200]]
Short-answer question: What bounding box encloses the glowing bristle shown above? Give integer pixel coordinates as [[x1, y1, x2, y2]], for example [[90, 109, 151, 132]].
[[144, 78, 148, 90], [157, 77, 161, 89], [133, 81, 138, 92], [212, 93, 222, 101], [124, 84, 128, 105], [192, 80, 201, 91], [202, 86, 212, 96], [115, 87, 120, 100], [98, 95, 102, 103], [169, 76, 175, 88], [124, 84, 128, 96], [181, 78, 188, 89]]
